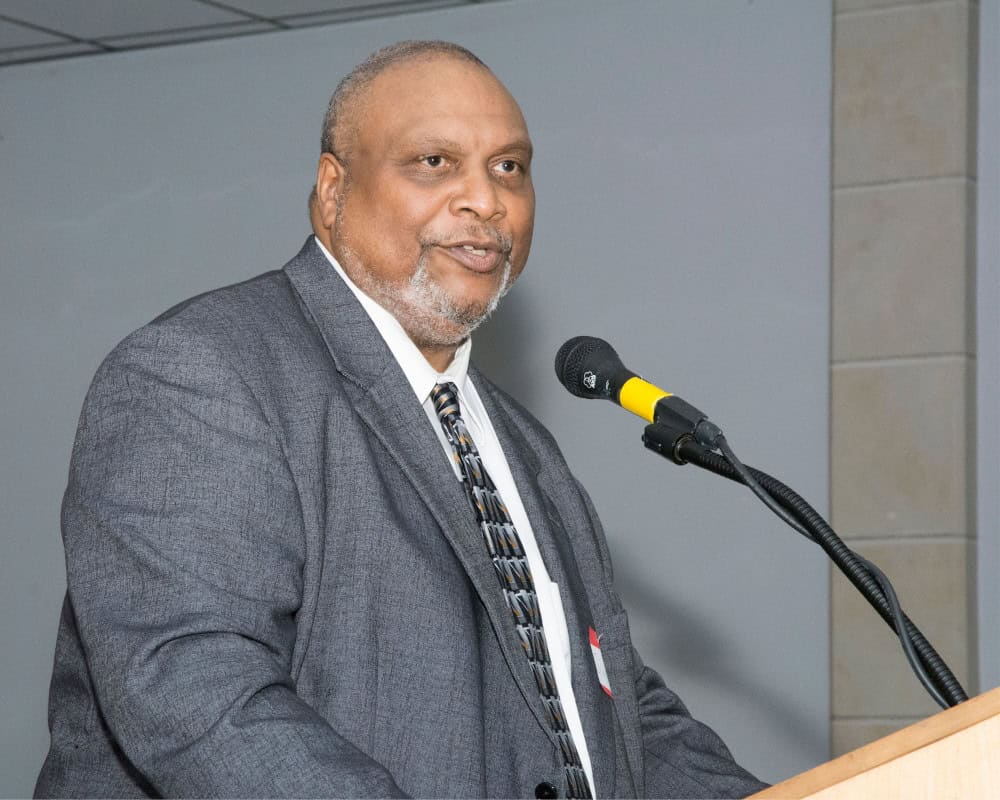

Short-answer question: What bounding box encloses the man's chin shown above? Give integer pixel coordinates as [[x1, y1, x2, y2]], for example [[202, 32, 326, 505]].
[[362, 255, 512, 350], [403, 306, 490, 350]]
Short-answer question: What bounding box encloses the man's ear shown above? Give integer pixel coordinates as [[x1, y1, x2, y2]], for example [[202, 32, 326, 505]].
[[315, 152, 347, 230]]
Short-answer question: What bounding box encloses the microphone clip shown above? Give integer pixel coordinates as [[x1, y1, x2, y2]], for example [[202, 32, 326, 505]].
[[650, 396, 723, 449], [643, 420, 695, 465], [643, 396, 724, 464]]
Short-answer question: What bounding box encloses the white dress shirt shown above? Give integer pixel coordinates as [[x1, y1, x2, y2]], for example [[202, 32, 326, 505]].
[[314, 237, 595, 794]]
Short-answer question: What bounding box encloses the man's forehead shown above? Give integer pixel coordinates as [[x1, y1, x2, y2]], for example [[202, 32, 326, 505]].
[[346, 57, 527, 148]]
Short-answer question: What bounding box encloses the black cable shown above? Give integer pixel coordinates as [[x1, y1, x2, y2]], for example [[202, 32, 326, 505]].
[[672, 436, 968, 708], [856, 556, 949, 709], [713, 435, 949, 708], [716, 436, 814, 543]]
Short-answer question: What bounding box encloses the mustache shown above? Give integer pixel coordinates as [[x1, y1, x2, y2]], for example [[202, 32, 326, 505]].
[[419, 226, 513, 253]]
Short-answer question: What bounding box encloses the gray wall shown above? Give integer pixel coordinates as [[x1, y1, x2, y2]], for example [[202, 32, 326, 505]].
[[0, 1, 831, 794]]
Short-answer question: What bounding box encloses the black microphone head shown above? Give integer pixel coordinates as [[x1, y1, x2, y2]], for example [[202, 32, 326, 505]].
[[555, 336, 633, 400]]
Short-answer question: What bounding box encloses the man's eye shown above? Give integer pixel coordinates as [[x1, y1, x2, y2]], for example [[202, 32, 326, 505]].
[[496, 160, 521, 174], [421, 155, 445, 168]]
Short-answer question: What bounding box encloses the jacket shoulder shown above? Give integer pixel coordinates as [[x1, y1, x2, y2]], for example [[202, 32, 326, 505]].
[[89, 260, 330, 426], [151, 269, 299, 342]]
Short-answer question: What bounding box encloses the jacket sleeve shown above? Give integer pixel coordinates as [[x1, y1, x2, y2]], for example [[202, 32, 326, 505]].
[[61, 322, 406, 798], [632, 648, 769, 799]]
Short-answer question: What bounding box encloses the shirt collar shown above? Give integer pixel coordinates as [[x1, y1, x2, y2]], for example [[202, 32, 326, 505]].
[[313, 235, 472, 405]]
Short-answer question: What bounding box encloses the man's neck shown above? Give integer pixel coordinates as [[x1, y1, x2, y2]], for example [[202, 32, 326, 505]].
[[419, 342, 460, 373]]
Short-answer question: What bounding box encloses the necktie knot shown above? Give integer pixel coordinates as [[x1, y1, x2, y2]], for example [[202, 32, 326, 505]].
[[431, 382, 462, 423]]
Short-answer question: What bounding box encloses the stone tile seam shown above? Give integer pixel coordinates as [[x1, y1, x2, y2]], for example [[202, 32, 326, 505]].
[[834, 175, 976, 194], [836, 533, 973, 544], [835, 0, 971, 21], [831, 353, 973, 368]]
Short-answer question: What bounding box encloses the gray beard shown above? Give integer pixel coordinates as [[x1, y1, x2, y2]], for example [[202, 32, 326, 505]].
[[335, 240, 514, 350], [401, 246, 513, 346]]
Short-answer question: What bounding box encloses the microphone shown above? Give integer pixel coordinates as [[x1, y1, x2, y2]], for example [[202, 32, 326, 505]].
[[554, 336, 722, 447]]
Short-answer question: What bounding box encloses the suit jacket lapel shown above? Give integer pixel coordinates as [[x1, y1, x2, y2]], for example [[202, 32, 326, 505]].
[[473, 368, 618, 798], [282, 239, 561, 741]]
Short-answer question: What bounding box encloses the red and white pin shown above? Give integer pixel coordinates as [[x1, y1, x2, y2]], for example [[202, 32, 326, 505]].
[[589, 627, 612, 697]]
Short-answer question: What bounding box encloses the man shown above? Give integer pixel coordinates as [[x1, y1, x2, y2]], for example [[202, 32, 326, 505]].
[[36, 41, 767, 798]]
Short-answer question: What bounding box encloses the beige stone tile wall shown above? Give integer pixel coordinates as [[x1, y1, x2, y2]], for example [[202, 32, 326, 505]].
[[830, 0, 978, 757], [832, 181, 973, 360], [835, 1, 974, 184]]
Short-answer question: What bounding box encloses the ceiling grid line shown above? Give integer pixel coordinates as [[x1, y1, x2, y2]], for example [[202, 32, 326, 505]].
[[0, 11, 114, 52], [193, 0, 292, 29]]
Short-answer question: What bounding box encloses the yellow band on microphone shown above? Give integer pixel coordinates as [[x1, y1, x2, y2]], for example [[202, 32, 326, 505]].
[[618, 377, 672, 423]]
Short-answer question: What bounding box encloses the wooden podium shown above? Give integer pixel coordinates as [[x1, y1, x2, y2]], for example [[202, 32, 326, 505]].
[[750, 685, 1000, 799]]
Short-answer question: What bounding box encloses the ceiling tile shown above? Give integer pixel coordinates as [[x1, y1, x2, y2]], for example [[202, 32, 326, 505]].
[[0, 17, 66, 48], [0, 0, 495, 67], [277, 0, 468, 27], [0, 0, 250, 40], [101, 20, 276, 49]]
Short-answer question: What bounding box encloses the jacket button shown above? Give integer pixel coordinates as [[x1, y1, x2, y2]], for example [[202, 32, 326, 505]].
[[535, 782, 558, 799]]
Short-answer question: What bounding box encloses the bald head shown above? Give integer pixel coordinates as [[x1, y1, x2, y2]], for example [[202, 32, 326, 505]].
[[321, 40, 490, 166]]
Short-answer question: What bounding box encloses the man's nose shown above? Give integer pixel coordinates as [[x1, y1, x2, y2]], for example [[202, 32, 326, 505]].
[[449, 167, 506, 221]]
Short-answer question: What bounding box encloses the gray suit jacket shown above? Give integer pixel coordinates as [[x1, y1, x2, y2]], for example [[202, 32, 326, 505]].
[[36, 239, 767, 799]]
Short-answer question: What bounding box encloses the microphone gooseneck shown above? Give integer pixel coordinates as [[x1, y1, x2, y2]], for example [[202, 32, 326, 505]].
[[555, 334, 968, 709]]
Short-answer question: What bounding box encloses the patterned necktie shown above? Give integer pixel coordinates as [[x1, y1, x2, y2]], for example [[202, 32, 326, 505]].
[[431, 382, 592, 800]]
